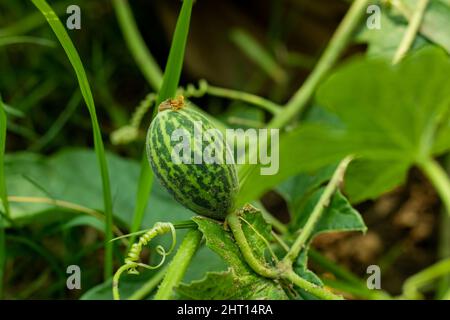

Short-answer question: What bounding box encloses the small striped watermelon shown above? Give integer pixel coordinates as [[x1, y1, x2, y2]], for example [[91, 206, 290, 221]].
[[146, 97, 239, 220]]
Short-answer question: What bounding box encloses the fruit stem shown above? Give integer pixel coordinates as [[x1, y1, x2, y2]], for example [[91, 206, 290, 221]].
[[154, 229, 202, 300], [282, 156, 353, 265]]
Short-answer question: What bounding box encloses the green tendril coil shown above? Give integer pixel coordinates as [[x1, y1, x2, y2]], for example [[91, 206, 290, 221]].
[[112, 222, 176, 300]]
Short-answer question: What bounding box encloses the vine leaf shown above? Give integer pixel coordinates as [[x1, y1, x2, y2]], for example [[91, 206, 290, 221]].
[[357, 0, 450, 57], [295, 190, 366, 237], [311, 47, 450, 202], [356, 7, 428, 58], [293, 250, 324, 300], [277, 164, 337, 218], [277, 166, 366, 237], [177, 269, 286, 300], [344, 159, 409, 203], [184, 213, 288, 300], [405, 0, 450, 54], [238, 207, 276, 264]]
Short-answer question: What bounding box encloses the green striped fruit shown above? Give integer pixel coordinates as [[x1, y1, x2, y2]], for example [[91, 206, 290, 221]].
[[146, 98, 239, 220]]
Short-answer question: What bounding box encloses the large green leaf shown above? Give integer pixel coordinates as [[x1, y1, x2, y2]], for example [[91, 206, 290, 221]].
[[344, 159, 409, 203], [240, 47, 450, 205], [310, 47, 450, 201], [316, 48, 450, 161], [4, 148, 192, 228], [237, 127, 348, 207], [180, 213, 288, 300]]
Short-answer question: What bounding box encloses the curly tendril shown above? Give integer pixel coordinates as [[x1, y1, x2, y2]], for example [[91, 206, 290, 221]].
[[110, 92, 157, 145], [112, 222, 176, 300]]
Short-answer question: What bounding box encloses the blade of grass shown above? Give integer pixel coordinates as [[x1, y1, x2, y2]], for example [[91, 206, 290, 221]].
[[112, 0, 162, 91], [156, 0, 193, 105], [0, 99, 10, 219], [230, 28, 287, 84], [2, 103, 25, 118], [436, 156, 450, 298], [0, 97, 10, 299], [126, 0, 194, 248], [0, 35, 55, 47], [29, 90, 81, 151], [30, 0, 115, 279], [0, 2, 68, 37]]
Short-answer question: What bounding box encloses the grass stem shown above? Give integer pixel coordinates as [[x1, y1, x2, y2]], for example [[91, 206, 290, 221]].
[[128, 266, 167, 300], [154, 229, 202, 300], [0, 98, 9, 299], [112, 0, 162, 91], [419, 158, 450, 216]]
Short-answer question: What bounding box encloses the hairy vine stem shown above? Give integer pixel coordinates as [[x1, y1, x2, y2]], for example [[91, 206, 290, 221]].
[[227, 210, 279, 279], [284, 270, 344, 300], [418, 159, 450, 217], [227, 156, 353, 300], [268, 0, 371, 129], [227, 207, 343, 300], [179, 80, 282, 115]]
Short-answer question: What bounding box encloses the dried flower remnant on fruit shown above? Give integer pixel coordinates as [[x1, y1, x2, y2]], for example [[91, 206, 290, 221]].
[[159, 95, 185, 112]]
